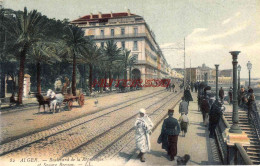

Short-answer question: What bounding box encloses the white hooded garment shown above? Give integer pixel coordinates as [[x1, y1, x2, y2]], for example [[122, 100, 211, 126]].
[[135, 115, 154, 153]]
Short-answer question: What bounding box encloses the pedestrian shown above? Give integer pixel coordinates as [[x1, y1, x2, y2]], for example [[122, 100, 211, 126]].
[[179, 97, 189, 115], [246, 91, 255, 124], [228, 87, 233, 105], [219, 87, 224, 104], [135, 108, 154, 162], [208, 100, 224, 138], [194, 82, 198, 93], [172, 83, 175, 92], [191, 82, 194, 92], [157, 109, 180, 161], [200, 96, 210, 126], [184, 86, 193, 105], [238, 86, 246, 108], [179, 113, 189, 137]]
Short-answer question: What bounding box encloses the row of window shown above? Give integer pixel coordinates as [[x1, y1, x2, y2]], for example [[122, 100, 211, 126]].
[[100, 27, 138, 36], [100, 41, 138, 51]]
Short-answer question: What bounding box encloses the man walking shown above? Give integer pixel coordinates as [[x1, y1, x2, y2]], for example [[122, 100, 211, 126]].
[[200, 96, 210, 126], [219, 87, 224, 104], [158, 109, 180, 161], [135, 108, 154, 162], [179, 97, 189, 115], [208, 100, 224, 138]]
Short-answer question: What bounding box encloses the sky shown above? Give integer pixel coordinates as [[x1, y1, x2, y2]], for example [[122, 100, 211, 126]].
[[3, 0, 260, 78]]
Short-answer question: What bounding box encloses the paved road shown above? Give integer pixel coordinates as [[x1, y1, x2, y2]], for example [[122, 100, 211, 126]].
[[0, 88, 164, 143], [0, 86, 182, 165]]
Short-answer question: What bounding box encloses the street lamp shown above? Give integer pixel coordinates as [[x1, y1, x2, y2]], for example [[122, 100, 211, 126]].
[[247, 61, 252, 87], [229, 51, 242, 134], [237, 65, 241, 91], [215, 64, 219, 101]]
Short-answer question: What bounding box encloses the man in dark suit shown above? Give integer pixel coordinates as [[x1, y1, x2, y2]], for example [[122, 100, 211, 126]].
[[158, 109, 180, 161]]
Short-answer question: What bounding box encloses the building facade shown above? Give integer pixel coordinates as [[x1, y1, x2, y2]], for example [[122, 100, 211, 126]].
[[71, 10, 171, 81]]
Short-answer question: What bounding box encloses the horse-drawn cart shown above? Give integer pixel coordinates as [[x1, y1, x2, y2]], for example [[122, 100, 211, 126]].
[[63, 92, 85, 110], [37, 90, 85, 112]]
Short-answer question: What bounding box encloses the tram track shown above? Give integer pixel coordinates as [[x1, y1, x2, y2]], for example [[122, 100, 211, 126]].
[[0, 89, 168, 157], [65, 91, 182, 161]]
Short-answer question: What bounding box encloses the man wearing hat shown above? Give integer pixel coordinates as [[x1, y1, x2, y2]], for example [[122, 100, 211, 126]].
[[158, 109, 180, 161], [135, 108, 154, 162]]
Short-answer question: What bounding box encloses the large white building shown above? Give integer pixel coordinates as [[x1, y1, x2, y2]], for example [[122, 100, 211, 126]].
[[71, 10, 174, 81]]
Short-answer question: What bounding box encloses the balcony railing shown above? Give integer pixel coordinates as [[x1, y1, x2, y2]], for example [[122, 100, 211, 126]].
[[92, 33, 146, 39]]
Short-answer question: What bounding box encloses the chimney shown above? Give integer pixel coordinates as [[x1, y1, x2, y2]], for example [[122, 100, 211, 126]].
[[98, 12, 102, 18], [127, 9, 131, 16], [110, 11, 113, 17], [90, 13, 93, 19]]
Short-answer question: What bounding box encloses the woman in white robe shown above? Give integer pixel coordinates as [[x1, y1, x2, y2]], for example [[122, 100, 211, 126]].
[[135, 108, 154, 162]]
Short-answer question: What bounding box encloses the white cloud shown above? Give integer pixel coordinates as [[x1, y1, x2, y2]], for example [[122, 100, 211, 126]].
[[188, 21, 249, 43], [222, 18, 231, 25], [222, 12, 241, 25]]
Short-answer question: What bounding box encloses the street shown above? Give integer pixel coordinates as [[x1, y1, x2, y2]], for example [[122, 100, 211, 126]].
[[0, 87, 182, 164]]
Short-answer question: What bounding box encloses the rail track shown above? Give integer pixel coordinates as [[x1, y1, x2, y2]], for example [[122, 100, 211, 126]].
[[64, 90, 181, 161], [0, 89, 176, 159]]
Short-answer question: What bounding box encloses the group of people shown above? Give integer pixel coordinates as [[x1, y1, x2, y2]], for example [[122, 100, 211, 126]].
[[134, 87, 193, 162], [220, 86, 257, 123], [166, 83, 176, 92], [198, 84, 225, 138]]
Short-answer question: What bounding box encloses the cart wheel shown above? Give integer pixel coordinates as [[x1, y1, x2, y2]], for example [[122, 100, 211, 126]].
[[68, 101, 73, 110], [78, 94, 85, 107]]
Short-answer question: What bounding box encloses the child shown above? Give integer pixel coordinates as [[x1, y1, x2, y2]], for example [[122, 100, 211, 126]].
[[179, 113, 189, 137]]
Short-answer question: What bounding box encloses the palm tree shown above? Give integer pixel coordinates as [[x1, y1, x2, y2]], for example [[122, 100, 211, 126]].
[[103, 40, 122, 91], [81, 42, 102, 93], [61, 25, 88, 96], [1, 7, 48, 104], [122, 49, 132, 81], [29, 43, 61, 94]]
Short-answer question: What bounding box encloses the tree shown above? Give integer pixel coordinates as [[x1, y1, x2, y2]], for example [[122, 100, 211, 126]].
[[103, 40, 122, 91], [29, 43, 61, 94], [0, 8, 16, 98], [81, 42, 102, 93], [1, 7, 48, 104], [122, 49, 132, 81], [61, 25, 88, 96]]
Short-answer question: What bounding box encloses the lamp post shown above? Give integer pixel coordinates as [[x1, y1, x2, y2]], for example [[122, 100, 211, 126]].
[[237, 65, 241, 91], [229, 51, 242, 134], [247, 61, 252, 87], [215, 64, 219, 101]]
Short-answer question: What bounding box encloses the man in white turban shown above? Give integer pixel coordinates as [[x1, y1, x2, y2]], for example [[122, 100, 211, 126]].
[[135, 108, 154, 162]]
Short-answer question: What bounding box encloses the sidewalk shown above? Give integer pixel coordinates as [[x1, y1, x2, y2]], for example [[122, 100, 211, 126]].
[[126, 92, 221, 165]]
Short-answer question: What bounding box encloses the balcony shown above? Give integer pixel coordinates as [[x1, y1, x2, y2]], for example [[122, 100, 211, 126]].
[[92, 33, 146, 40]]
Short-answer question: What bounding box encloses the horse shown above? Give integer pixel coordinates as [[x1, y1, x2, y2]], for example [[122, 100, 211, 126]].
[[35, 93, 51, 113], [47, 89, 64, 113]]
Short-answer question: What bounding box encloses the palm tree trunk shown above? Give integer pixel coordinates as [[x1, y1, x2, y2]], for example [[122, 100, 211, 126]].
[[109, 70, 112, 91], [0, 66, 5, 98], [104, 72, 107, 91], [72, 53, 76, 96], [36, 62, 41, 94], [18, 48, 27, 105], [89, 64, 93, 93], [100, 74, 103, 93]]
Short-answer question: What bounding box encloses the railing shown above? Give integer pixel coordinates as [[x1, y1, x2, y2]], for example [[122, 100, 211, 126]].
[[93, 33, 146, 39], [249, 102, 260, 142], [215, 115, 229, 164], [215, 112, 254, 165], [234, 143, 253, 165]]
